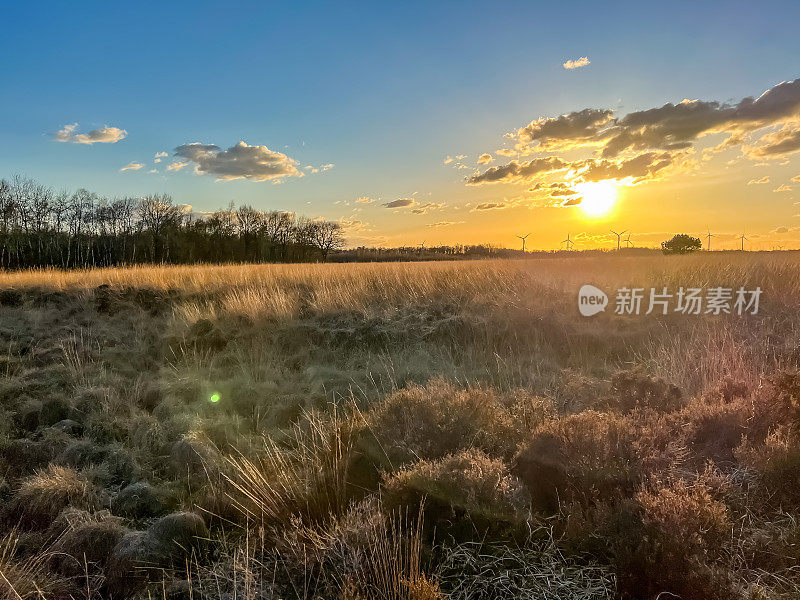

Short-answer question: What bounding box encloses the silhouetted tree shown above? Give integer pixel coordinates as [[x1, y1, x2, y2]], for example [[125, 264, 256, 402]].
[[661, 234, 702, 255]]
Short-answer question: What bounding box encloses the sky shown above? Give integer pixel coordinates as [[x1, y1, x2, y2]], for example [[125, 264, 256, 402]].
[[2, 0, 800, 250]]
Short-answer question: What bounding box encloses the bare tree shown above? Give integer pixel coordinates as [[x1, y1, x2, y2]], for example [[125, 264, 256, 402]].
[[305, 220, 344, 261], [138, 194, 182, 262]]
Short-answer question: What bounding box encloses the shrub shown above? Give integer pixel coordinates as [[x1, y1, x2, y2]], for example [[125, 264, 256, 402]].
[[757, 370, 800, 427], [680, 397, 749, 468], [58, 439, 108, 469], [637, 477, 730, 559], [704, 377, 752, 404], [39, 396, 71, 427], [99, 446, 141, 487], [0, 288, 24, 307], [15, 399, 41, 433], [364, 380, 519, 468], [170, 432, 220, 481], [50, 518, 128, 576], [112, 482, 165, 519], [607, 367, 683, 413], [514, 410, 685, 513], [0, 438, 55, 478], [106, 512, 209, 598], [736, 425, 800, 506], [187, 318, 228, 352], [3, 465, 98, 530], [381, 449, 530, 536]]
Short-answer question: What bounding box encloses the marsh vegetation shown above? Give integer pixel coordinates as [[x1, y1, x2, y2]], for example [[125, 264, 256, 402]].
[[1, 255, 800, 599]]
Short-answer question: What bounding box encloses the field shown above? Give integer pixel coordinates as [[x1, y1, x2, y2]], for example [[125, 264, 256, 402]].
[[2, 254, 800, 599]]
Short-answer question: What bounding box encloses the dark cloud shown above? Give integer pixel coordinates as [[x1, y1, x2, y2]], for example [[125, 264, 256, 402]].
[[578, 152, 676, 183], [531, 182, 580, 197], [466, 157, 566, 185], [601, 78, 800, 157], [747, 126, 800, 158], [516, 108, 614, 150], [383, 198, 417, 208], [174, 141, 301, 182], [471, 78, 800, 186]]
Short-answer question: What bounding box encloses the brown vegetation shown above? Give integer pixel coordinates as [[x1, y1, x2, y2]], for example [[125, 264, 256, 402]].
[[0, 254, 799, 598]]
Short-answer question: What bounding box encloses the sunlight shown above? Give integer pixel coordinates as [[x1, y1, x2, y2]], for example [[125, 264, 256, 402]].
[[574, 181, 618, 217]]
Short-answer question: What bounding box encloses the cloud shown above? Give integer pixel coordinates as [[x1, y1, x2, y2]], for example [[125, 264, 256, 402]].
[[747, 125, 800, 158], [600, 78, 800, 158], [774, 184, 792, 192], [356, 196, 375, 204], [748, 175, 770, 185], [531, 182, 580, 197], [471, 202, 506, 211], [428, 221, 463, 228], [167, 161, 188, 171], [383, 198, 417, 208], [338, 217, 370, 232], [563, 57, 590, 70], [515, 109, 614, 152], [577, 152, 676, 183], [561, 197, 582, 206], [507, 78, 800, 159], [120, 161, 144, 172], [792, 174, 800, 183], [478, 153, 493, 165], [443, 156, 454, 164], [469, 77, 800, 189], [174, 141, 302, 182], [154, 151, 168, 158], [467, 157, 566, 185], [411, 202, 445, 215], [55, 123, 127, 144]]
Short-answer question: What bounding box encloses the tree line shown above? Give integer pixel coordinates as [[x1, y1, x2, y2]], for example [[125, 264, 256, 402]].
[[0, 175, 344, 269]]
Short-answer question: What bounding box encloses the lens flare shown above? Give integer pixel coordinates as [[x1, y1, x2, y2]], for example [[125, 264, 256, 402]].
[[209, 392, 221, 403]]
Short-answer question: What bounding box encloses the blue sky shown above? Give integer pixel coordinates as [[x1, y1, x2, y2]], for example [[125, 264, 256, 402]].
[[3, 1, 800, 248]]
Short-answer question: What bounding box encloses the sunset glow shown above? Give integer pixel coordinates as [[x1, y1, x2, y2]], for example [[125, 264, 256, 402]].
[[1, 3, 799, 251]]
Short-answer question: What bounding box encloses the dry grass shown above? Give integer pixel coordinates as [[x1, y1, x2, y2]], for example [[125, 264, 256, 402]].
[[225, 409, 357, 529], [3, 254, 800, 598]]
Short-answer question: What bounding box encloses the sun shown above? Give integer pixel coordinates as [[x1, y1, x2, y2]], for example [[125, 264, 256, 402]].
[[574, 181, 618, 217]]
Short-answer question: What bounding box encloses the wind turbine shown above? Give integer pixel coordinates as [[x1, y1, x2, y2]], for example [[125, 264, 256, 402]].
[[562, 233, 574, 251], [706, 229, 715, 251], [739, 233, 748, 251], [610, 229, 627, 251], [624, 233, 633, 248], [516, 233, 531, 253]]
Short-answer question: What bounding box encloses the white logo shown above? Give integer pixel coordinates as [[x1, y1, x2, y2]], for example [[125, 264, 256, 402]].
[[578, 284, 608, 317]]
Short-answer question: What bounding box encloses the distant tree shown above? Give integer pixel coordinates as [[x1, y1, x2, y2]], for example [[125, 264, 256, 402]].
[[661, 234, 702, 255], [139, 194, 182, 262], [305, 220, 344, 261]]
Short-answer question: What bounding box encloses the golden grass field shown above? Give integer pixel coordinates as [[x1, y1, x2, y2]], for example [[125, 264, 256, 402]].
[[2, 254, 800, 599]]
